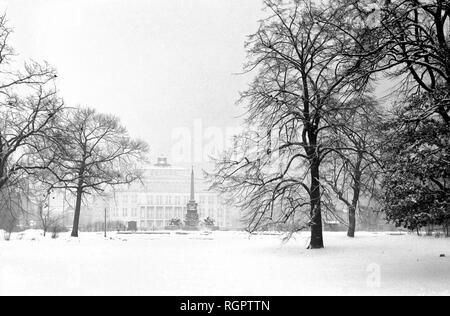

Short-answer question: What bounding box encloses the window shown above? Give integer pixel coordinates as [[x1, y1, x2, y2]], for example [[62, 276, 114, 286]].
[[175, 196, 181, 205], [150, 207, 156, 219], [140, 207, 145, 218], [156, 207, 164, 219], [175, 207, 182, 218], [164, 207, 171, 219], [122, 208, 128, 217], [131, 208, 137, 217], [147, 195, 153, 205]]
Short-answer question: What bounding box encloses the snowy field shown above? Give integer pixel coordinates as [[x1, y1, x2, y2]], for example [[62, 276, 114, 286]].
[[0, 230, 449, 296]]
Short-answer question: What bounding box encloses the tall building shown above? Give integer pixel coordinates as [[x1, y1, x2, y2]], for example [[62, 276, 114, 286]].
[[108, 158, 241, 230]]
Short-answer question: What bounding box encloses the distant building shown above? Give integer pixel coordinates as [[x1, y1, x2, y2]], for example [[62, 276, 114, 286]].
[[16, 158, 242, 231], [108, 158, 241, 230]]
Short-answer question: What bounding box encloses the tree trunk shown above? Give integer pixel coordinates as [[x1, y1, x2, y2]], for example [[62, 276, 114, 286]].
[[71, 164, 85, 237], [348, 154, 362, 238], [347, 206, 356, 238], [309, 159, 324, 249], [0, 177, 6, 191], [71, 185, 83, 237]]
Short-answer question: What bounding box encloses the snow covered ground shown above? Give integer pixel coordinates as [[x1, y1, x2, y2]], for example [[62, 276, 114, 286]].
[[0, 230, 449, 296]]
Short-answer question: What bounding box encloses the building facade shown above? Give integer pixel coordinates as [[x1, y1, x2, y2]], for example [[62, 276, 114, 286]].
[[108, 158, 240, 230]]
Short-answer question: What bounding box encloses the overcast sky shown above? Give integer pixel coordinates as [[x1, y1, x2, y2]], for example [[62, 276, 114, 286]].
[[1, 0, 265, 165], [1, 0, 395, 168]]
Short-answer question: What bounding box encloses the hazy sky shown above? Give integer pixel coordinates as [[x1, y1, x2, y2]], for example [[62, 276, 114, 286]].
[[1, 0, 264, 165], [1, 0, 394, 168]]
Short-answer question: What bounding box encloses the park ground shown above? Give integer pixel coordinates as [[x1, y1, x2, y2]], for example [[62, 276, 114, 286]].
[[0, 230, 449, 296]]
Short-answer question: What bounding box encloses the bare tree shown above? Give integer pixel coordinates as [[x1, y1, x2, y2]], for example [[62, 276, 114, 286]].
[[0, 13, 63, 195], [340, 0, 450, 234], [34, 107, 148, 237], [210, 0, 374, 249], [342, 0, 449, 123], [321, 96, 383, 237], [33, 189, 63, 237]]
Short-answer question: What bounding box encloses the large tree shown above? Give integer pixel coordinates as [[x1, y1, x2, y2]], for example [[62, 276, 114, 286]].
[[210, 0, 374, 248], [0, 14, 63, 192], [35, 107, 148, 237], [344, 0, 450, 232], [381, 93, 450, 234], [0, 14, 63, 232]]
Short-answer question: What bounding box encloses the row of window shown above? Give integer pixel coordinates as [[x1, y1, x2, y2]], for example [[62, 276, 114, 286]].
[[140, 206, 185, 219], [111, 206, 226, 220], [112, 206, 185, 219], [115, 194, 218, 206], [138, 220, 226, 230], [140, 220, 166, 229]]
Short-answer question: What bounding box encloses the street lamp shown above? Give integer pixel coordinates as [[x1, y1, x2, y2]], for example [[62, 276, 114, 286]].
[[104, 207, 107, 238]]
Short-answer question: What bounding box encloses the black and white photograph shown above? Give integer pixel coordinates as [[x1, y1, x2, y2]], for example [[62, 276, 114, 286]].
[[0, 0, 449, 299]]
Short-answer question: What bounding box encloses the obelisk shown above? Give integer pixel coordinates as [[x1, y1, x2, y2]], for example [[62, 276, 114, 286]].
[[184, 166, 200, 230]]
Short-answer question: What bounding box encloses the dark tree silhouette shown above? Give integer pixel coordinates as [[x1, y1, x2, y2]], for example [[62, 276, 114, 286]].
[[34, 108, 148, 237], [210, 0, 376, 249], [0, 14, 63, 193]]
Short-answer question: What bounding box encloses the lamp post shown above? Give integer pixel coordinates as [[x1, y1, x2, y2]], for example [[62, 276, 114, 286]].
[[62, 189, 66, 228], [104, 207, 107, 238]]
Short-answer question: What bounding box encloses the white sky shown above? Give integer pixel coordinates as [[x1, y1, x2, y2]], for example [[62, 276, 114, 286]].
[[1, 0, 393, 167], [1, 0, 264, 164]]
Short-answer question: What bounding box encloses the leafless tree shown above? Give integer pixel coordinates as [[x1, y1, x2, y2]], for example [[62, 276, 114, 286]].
[[0, 13, 63, 197], [32, 187, 63, 237], [321, 96, 383, 237], [340, 0, 449, 123], [34, 107, 149, 237], [337, 0, 450, 235], [210, 0, 374, 249]]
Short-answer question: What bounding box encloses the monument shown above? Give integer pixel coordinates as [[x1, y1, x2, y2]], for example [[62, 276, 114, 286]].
[[184, 167, 200, 230]]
